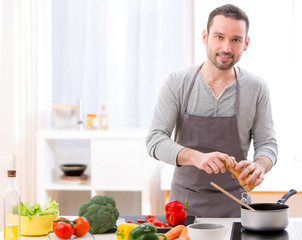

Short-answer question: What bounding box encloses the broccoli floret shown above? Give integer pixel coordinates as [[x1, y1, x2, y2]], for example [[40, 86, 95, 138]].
[[78, 195, 119, 234]]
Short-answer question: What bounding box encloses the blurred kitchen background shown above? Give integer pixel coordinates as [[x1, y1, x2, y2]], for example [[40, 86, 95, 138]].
[[1, 0, 302, 229]]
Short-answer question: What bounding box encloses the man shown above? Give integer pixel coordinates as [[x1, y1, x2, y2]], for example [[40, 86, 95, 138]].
[[146, 4, 277, 217]]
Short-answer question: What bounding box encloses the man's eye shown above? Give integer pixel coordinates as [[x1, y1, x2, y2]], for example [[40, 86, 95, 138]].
[[233, 39, 241, 43], [216, 36, 222, 40]]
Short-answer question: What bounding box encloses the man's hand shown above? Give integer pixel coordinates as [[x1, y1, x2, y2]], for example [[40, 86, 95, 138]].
[[176, 148, 234, 174], [234, 156, 273, 186]]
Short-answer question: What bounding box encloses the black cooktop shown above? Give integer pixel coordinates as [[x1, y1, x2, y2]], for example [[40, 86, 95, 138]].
[[230, 222, 302, 240]]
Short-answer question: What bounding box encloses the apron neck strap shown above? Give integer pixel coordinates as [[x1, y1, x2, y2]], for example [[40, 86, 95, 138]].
[[183, 65, 202, 112], [233, 67, 240, 115]]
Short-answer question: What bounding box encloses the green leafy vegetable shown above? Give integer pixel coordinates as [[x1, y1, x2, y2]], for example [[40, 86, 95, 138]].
[[17, 198, 59, 220]]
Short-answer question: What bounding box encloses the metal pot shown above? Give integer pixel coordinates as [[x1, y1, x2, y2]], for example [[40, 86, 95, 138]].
[[241, 189, 297, 231]]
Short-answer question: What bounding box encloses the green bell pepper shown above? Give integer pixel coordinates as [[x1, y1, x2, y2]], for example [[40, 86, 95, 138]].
[[129, 223, 167, 240]]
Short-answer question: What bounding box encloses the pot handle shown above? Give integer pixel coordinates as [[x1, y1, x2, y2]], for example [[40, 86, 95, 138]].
[[277, 189, 297, 205]]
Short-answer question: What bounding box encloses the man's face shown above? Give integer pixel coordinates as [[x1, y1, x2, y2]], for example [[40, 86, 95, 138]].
[[203, 15, 250, 70]]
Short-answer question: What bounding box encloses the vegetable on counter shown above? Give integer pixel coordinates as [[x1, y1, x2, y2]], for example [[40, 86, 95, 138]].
[[53, 218, 74, 239], [163, 225, 186, 240], [126, 220, 137, 224], [15, 198, 59, 220], [145, 215, 171, 228], [177, 226, 189, 240], [53, 217, 69, 230], [53, 216, 90, 238], [165, 201, 188, 226], [73, 217, 90, 237], [116, 223, 138, 240], [78, 195, 119, 234], [129, 223, 167, 240]]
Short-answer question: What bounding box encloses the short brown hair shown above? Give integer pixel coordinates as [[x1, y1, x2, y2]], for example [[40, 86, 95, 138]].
[[207, 4, 249, 35]]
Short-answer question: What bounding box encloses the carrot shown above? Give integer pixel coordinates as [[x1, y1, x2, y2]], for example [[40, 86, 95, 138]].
[[165, 225, 186, 240], [177, 226, 189, 240]]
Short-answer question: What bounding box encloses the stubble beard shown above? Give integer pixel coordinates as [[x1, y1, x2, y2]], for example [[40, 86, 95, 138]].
[[207, 49, 241, 71]]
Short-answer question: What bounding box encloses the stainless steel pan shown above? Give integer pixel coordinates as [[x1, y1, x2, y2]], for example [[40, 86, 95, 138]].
[[241, 189, 297, 231]]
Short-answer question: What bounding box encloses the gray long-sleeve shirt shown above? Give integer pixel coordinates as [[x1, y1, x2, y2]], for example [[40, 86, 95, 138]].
[[146, 65, 278, 166]]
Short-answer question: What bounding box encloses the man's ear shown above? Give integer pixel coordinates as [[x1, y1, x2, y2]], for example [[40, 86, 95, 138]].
[[202, 29, 208, 44], [244, 36, 250, 51]]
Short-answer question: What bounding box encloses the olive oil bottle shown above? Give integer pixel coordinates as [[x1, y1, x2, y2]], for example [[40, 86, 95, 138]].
[[3, 170, 20, 240]]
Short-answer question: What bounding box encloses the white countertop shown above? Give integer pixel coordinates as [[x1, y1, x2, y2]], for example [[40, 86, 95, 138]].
[[1, 218, 302, 240]]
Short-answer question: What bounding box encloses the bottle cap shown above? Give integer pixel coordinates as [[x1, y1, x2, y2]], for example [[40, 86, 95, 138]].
[[8, 170, 16, 177]]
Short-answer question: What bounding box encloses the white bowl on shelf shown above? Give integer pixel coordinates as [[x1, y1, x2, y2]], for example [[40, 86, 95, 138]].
[[53, 104, 76, 128]]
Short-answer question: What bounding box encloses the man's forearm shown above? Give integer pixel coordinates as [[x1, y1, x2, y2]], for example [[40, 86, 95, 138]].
[[254, 156, 273, 173], [176, 148, 199, 166]]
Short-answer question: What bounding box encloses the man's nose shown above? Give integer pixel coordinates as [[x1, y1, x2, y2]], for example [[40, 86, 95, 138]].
[[222, 39, 231, 52]]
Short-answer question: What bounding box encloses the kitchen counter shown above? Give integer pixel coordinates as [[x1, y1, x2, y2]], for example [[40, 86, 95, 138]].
[[1, 218, 302, 240]]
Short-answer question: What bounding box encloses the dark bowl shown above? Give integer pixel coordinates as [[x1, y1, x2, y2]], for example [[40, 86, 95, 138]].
[[60, 164, 87, 176]]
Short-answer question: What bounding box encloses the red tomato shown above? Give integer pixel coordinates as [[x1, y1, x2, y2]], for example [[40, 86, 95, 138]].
[[54, 221, 74, 239], [74, 217, 90, 237], [126, 220, 136, 223], [53, 217, 69, 231]]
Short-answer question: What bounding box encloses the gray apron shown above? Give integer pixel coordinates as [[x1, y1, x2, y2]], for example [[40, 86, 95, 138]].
[[169, 65, 251, 217]]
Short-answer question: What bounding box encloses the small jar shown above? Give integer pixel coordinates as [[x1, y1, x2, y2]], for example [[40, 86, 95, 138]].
[[87, 114, 98, 129]]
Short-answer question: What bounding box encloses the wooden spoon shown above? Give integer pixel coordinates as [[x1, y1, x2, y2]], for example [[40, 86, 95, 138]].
[[210, 182, 255, 211]]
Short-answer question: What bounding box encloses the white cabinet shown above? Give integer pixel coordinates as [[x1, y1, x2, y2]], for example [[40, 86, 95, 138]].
[[92, 138, 143, 191], [36, 129, 155, 216]]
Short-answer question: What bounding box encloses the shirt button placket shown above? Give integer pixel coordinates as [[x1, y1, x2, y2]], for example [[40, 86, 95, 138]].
[[215, 100, 219, 116]]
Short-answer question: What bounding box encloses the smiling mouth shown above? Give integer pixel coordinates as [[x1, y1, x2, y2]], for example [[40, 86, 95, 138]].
[[217, 53, 233, 62]]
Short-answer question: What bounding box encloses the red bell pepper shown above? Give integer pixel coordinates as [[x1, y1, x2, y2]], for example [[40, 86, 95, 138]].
[[145, 215, 172, 228], [165, 200, 188, 225]]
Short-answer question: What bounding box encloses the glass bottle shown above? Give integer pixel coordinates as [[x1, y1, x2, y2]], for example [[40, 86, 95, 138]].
[[77, 98, 85, 130], [99, 104, 108, 129], [4, 170, 20, 240]]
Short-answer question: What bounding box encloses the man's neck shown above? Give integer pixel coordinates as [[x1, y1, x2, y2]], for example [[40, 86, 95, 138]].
[[200, 61, 237, 98]]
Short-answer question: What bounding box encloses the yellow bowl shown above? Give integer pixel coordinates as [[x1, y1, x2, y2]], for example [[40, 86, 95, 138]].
[[21, 214, 58, 236]]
